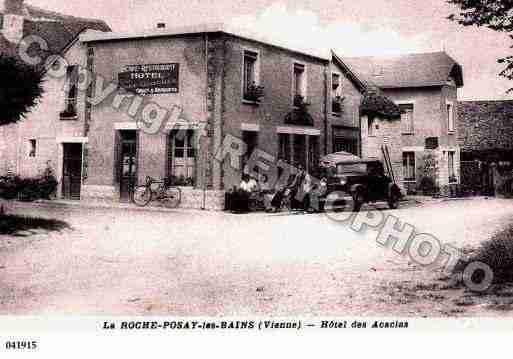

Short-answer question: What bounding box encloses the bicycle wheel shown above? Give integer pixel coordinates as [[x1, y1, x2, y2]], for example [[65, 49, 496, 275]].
[[162, 186, 181, 208], [132, 186, 152, 207]]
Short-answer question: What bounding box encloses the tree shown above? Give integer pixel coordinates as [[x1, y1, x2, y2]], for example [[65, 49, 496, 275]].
[[0, 55, 44, 125], [448, 0, 513, 87]]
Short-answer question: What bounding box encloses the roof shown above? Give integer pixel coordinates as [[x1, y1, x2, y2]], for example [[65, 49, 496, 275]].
[[0, 4, 111, 68], [80, 23, 331, 61], [320, 151, 380, 167], [342, 51, 464, 89]]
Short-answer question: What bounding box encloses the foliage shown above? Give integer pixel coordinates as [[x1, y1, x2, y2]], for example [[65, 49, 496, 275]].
[[244, 82, 265, 103], [332, 96, 344, 113], [0, 55, 45, 125], [293, 94, 310, 109], [167, 175, 194, 187], [454, 224, 513, 286], [0, 165, 58, 201], [417, 152, 439, 196], [448, 0, 513, 90], [0, 214, 70, 236]]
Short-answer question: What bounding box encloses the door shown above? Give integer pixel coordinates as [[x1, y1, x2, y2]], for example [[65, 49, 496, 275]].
[[119, 131, 138, 202], [293, 134, 306, 169], [167, 130, 196, 185], [62, 143, 83, 200]]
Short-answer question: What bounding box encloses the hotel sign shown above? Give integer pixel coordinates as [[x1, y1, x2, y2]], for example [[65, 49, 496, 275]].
[[118, 63, 179, 95]]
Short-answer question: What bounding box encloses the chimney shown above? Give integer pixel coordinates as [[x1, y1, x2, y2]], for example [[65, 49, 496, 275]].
[[2, 0, 25, 44], [157, 22, 166, 29]]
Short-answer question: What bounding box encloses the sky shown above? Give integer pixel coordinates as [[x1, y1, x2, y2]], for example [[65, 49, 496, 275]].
[[27, 0, 513, 100]]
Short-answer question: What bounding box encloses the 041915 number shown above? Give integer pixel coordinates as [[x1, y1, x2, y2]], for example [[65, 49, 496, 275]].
[[4, 341, 38, 350]]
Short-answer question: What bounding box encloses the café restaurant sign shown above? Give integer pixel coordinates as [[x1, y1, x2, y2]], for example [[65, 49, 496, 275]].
[[118, 63, 179, 95]]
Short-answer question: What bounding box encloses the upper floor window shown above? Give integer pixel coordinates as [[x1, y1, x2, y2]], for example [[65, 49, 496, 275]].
[[293, 62, 306, 106], [242, 50, 260, 103], [447, 102, 455, 133], [400, 103, 414, 134], [448, 151, 457, 183], [368, 115, 376, 137], [61, 65, 79, 119], [332, 72, 342, 114], [28, 139, 36, 158]]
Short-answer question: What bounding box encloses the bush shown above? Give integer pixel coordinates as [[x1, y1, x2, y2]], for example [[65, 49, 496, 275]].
[[419, 176, 437, 196], [167, 175, 194, 187], [454, 225, 513, 285], [0, 174, 21, 199], [0, 167, 57, 201]]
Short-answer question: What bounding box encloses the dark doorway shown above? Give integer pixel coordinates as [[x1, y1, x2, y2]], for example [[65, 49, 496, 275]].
[[242, 130, 258, 173], [118, 130, 138, 202], [62, 143, 83, 200]]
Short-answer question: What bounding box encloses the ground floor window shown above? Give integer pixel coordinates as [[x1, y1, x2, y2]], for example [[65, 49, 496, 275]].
[[167, 129, 196, 186], [403, 151, 416, 181], [448, 151, 457, 183], [332, 126, 359, 156]]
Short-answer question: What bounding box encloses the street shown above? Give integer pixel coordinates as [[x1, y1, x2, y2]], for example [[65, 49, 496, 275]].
[[1, 198, 513, 316]]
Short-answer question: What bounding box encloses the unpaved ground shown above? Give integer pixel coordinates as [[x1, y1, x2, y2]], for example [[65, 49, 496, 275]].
[[1, 198, 513, 316]]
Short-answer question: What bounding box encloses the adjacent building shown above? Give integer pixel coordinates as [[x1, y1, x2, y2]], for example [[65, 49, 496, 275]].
[[343, 52, 464, 193]]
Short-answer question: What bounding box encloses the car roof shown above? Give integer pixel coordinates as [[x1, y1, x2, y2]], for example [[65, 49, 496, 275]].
[[335, 157, 381, 165]]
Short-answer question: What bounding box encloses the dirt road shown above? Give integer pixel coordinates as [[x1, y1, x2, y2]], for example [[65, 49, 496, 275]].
[[1, 198, 512, 316]]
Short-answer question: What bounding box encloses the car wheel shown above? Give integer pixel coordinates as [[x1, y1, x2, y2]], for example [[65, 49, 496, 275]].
[[353, 191, 363, 212], [388, 191, 400, 209]]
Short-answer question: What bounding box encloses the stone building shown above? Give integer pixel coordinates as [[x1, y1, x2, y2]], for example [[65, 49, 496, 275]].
[[0, 0, 110, 187], [458, 100, 513, 195], [0, 3, 467, 206], [1, 20, 365, 208], [343, 52, 464, 194]]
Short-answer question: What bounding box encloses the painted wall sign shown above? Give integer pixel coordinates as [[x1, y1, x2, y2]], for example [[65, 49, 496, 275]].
[[118, 63, 179, 95]]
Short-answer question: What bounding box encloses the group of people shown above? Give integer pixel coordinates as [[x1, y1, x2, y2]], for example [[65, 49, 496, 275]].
[[226, 165, 327, 213]]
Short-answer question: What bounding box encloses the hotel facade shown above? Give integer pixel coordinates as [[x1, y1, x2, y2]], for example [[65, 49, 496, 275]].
[[0, 6, 464, 208]]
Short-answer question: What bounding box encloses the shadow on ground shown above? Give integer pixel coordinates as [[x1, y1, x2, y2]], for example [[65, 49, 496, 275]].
[[0, 214, 71, 236]]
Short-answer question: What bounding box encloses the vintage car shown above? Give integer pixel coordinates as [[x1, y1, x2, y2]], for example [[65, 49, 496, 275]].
[[319, 152, 402, 212]]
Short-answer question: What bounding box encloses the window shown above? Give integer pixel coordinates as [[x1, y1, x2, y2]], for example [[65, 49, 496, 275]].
[[400, 104, 414, 134], [368, 116, 376, 136], [293, 62, 306, 106], [167, 130, 196, 185], [28, 139, 36, 157], [332, 73, 342, 114], [448, 151, 457, 183], [242, 50, 259, 102], [62, 65, 78, 118], [447, 102, 455, 133], [403, 152, 416, 181]]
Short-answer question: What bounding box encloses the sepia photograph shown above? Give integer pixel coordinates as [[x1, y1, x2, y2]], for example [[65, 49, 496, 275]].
[[1, 0, 513, 353]]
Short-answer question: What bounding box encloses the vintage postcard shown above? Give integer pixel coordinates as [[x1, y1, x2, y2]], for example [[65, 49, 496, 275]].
[[1, 0, 513, 355]]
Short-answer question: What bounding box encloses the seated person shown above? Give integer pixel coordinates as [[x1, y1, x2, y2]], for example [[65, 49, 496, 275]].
[[309, 177, 328, 212]]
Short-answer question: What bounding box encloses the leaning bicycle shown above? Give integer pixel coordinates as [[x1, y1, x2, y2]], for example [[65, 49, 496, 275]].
[[131, 176, 181, 208]]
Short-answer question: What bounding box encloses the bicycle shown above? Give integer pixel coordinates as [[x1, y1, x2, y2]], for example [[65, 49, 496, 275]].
[[131, 176, 182, 208]]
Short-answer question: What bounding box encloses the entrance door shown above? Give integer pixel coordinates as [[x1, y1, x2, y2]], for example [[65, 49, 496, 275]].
[[119, 131, 138, 202], [293, 134, 307, 169], [62, 143, 83, 200]]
